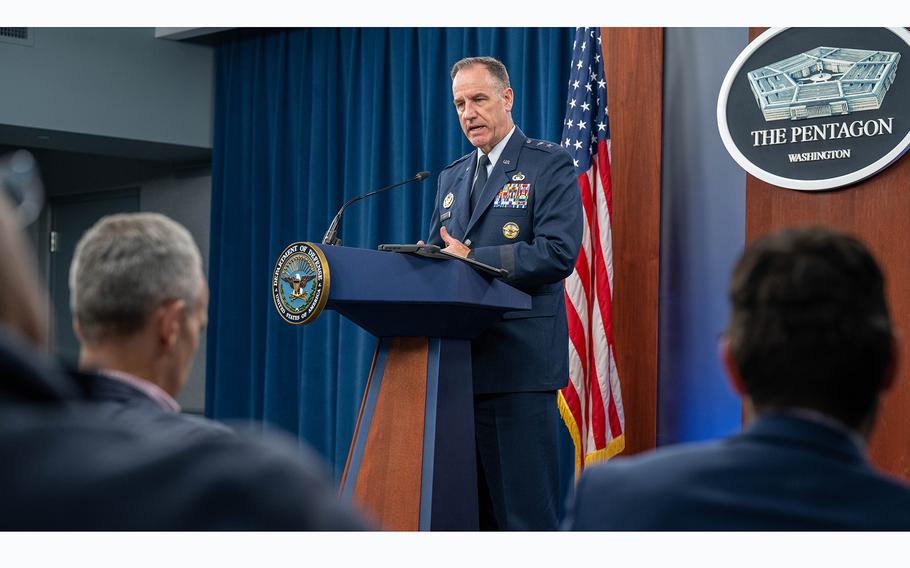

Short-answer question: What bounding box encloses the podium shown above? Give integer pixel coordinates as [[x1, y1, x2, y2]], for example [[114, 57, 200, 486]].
[[318, 246, 530, 530]]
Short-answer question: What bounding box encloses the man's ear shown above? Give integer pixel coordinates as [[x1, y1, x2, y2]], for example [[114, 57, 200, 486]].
[[155, 299, 186, 350], [880, 334, 900, 394], [720, 338, 748, 397], [72, 319, 84, 341], [502, 87, 514, 112]]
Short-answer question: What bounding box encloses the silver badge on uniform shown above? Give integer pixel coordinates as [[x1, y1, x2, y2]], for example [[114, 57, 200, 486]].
[[512, 172, 525, 181], [443, 192, 455, 208]]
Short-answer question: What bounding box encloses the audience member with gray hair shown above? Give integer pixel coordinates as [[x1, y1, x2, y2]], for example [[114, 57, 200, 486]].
[[71, 212, 204, 345], [68, 213, 219, 433], [0, 192, 367, 529]]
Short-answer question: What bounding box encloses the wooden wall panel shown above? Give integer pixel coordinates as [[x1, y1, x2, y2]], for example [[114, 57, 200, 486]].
[[602, 28, 663, 455], [746, 28, 910, 480]]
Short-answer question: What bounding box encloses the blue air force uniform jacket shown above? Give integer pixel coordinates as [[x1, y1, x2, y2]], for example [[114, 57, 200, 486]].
[[427, 127, 583, 394]]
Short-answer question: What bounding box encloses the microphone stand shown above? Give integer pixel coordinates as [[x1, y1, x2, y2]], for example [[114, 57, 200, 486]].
[[322, 171, 430, 246]]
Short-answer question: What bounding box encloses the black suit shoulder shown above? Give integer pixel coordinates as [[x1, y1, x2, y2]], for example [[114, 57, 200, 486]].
[[1, 403, 368, 530], [568, 422, 910, 530], [0, 332, 367, 530], [74, 371, 233, 440]]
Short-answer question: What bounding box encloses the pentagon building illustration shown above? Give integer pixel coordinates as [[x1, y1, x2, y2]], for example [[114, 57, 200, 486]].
[[747, 46, 900, 121]]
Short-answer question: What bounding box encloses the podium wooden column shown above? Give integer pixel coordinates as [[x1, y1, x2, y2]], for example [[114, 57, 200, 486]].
[[317, 246, 530, 530], [745, 28, 910, 482]]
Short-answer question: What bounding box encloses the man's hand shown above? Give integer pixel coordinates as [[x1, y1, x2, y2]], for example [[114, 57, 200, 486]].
[[440, 226, 471, 258]]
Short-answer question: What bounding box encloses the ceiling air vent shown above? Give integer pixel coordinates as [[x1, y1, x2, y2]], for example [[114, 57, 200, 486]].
[[0, 28, 34, 47]]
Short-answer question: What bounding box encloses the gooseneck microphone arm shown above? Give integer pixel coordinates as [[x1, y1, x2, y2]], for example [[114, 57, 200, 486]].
[[321, 171, 431, 246]]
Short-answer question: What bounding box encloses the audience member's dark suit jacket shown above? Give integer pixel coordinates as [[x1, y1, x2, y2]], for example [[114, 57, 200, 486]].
[[566, 413, 910, 530], [73, 371, 232, 440], [0, 326, 366, 530]]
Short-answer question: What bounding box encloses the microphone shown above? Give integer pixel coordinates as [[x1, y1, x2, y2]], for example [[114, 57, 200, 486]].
[[321, 171, 431, 246]]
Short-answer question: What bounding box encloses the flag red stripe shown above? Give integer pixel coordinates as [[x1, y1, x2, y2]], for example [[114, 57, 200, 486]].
[[577, 173, 600, 445], [593, 152, 617, 350], [565, 288, 589, 394], [562, 378, 584, 436], [561, 379, 585, 468], [598, 140, 613, 221], [573, 246, 592, 306], [607, 344, 623, 438], [587, 330, 607, 450], [580, 180, 595, 237], [564, 287, 589, 446], [595, 138, 623, 440], [584, 164, 608, 450]]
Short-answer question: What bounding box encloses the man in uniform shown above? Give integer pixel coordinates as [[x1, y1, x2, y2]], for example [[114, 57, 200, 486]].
[[424, 56, 583, 530]]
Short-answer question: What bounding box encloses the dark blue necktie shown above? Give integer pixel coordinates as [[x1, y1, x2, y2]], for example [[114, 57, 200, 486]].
[[471, 154, 490, 214]]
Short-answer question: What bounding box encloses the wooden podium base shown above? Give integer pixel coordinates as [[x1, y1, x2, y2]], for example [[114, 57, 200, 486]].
[[340, 336, 478, 530]]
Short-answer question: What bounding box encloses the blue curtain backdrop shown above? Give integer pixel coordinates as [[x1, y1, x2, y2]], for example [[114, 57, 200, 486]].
[[207, 28, 575, 489]]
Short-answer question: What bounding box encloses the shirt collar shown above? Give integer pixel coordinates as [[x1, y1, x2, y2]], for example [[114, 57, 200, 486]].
[[97, 368, 181, 413], [768, 407, 866, 451], [476, 125, 516, 169]]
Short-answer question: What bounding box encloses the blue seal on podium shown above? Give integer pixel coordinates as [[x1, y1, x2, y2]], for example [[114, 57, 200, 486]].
[[271, 242, 330, 325]]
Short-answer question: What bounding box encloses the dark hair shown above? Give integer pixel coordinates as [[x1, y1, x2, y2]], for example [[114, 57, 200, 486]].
[[450, 56, 511, 90], [726, 226, 893, 429]]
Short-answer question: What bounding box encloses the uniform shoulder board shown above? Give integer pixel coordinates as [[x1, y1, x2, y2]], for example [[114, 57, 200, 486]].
[[524, 138, 560, 153], [442, 152, 473, 172]]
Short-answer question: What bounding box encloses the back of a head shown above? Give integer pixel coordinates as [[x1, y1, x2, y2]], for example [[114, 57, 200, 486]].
[[69, 213, 204, 344], [726, 226, 893, 429]]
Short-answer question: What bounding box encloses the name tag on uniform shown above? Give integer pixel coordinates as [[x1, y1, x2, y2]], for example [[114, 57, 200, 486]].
[[493, 183, 531, 209], [440, 211, 452, 221]]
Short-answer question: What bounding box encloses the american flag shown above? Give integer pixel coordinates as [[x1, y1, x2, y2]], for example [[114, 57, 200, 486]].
[[559, 27, 625, 475]]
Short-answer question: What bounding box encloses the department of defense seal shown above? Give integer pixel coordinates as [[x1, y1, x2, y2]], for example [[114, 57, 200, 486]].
[[272, 242, 330, 325], [502, 222, 520, 239], [443, 192, 455, 208]]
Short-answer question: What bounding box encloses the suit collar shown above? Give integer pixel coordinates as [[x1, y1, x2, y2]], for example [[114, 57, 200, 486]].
[[741, 412, 867, 465], [495, 125, 524, 173], [475, 125, 517, 172], [465, 127, 526, 236], [84, 370, 180, 413]]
